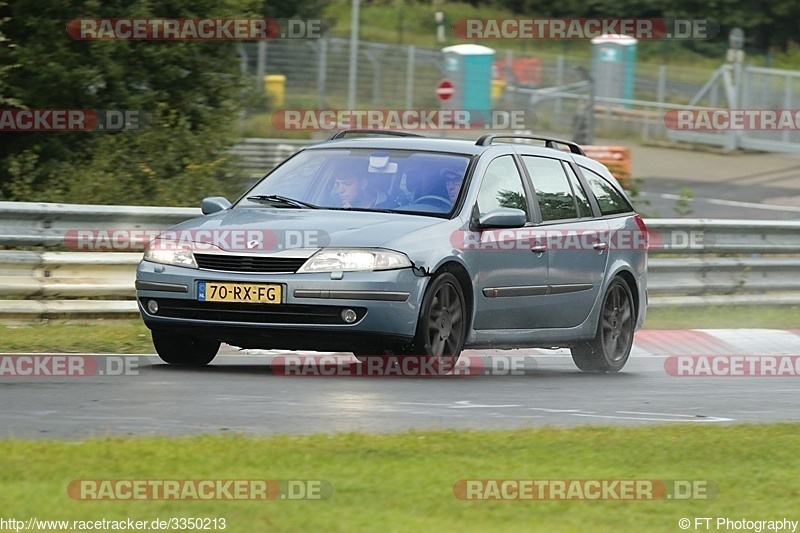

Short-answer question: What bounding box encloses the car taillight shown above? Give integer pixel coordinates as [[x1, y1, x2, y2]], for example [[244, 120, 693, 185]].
[[634, 214, 650, 260]]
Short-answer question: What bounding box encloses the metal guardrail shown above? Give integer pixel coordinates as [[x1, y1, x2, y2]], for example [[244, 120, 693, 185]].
[[0, 251, 139, 298], [230, 138, 314, 181], [2, 202, 800, 317], [0, 201, 199, 248]]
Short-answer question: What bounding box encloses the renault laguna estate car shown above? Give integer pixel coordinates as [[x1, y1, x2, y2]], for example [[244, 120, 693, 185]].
[[136, 130, 648, 372]]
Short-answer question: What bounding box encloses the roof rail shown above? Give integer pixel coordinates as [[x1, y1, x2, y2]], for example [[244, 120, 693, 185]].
[[328, 129, 426, 140], [475, 134, 586, 156]]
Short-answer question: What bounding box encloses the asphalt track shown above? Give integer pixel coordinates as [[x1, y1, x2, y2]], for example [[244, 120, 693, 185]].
[[2, 329, 800, 439], [628, 141, 800, 219], [6, 148, 800, 440]]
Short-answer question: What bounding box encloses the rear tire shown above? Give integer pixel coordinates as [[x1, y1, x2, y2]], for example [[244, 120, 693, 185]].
[[571, 278, 635, 373], [152, 331, 220, 366]]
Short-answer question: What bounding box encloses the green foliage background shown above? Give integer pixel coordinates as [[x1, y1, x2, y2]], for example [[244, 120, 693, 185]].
[[0, 0, 272, 206], [458, 0, 800, 53], [1, 0, 799, 206]]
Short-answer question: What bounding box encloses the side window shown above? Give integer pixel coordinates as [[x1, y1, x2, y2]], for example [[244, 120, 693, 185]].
[[521, 156, 578, 222], [580, 167, 634, 216], [476, 156, 530, 220], [563, 163, 593, 217]]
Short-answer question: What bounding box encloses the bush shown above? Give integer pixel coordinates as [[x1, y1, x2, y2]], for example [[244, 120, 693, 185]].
[[0, 0, 261, 206]]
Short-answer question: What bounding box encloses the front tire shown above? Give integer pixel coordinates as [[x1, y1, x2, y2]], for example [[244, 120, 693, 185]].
[[152, 331, 220, 366], [404, 272, 467, 370], [571, 278, 635, 373]]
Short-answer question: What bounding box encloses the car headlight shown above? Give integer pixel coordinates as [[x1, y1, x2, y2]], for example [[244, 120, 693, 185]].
[[297, 248, 411, 273], [143, 238, 198, 268]]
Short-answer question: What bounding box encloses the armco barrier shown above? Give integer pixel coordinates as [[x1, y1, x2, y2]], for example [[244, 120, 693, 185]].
[[2, 202, 800, 318], [0, 201, 199, 248], [229, 138, 314, 182], [0, 251, 139, 298]]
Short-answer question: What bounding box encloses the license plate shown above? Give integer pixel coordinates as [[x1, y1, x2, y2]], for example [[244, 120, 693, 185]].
[[197, 282, 282, 304]]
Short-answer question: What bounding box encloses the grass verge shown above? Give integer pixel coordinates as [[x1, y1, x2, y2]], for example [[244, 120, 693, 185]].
[[0, 320, 153, 354], [1, 305, 799, 353], [2, 425, 798, 532], [644, 305, 800, 330]]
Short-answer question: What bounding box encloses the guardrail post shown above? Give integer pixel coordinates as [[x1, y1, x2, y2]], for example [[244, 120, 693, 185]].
[[555, 55, 564, 126], [317, 38, 328, 110], [406, 45, 415, 109]]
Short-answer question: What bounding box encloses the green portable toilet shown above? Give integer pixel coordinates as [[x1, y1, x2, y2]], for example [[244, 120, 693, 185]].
[[441, 44, 495, 120], [591, 34, 637, 104]]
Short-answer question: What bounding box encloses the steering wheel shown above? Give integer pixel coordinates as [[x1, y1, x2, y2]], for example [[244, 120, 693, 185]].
[[412, 195, 452, 209]]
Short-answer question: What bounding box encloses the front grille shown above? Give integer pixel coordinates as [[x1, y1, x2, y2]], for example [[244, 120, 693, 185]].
[[143, 298, 366, 325], [194, 253, 307, 273]]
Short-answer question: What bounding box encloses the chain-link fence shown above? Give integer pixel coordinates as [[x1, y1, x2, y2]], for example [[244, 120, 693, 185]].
[[242, 38, 444, 111], [238, 36, 800, 152]]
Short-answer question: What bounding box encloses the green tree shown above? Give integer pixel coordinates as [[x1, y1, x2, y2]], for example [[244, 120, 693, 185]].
[[467, 0, 800, 53], [0, 2, 21, 108], [261, 0, 325, 19], [497, 189, 529, 217], [0, 0, 263, 205]]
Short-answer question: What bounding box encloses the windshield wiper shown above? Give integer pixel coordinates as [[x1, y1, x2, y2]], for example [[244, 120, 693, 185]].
[[327, 206, 398, 214], [246, 194, 319, 209]]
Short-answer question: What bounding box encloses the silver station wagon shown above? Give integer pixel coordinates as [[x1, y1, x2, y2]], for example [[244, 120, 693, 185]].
[[136, 131, 648, 372]]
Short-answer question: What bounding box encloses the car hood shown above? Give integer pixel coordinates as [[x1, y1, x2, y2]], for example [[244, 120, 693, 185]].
[[163, 208, 450, 252]]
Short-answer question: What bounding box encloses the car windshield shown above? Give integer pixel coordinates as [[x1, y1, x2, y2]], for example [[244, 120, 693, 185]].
[[237, 148, 472, 216]]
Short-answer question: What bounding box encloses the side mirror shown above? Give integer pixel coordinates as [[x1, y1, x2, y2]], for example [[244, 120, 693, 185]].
[[201, 196, 231, 215], [473, 208, 527, 230]]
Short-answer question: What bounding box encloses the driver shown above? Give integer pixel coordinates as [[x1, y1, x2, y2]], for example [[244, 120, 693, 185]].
[[334, 169, 388, 209]]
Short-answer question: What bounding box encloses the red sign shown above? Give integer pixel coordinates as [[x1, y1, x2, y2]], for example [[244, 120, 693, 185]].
[[436, 79, 455, 102]]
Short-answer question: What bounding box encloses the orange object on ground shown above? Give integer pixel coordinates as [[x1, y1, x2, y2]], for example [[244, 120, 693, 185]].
[[492, 58, 542, 87], [582, 146, 632, 189]]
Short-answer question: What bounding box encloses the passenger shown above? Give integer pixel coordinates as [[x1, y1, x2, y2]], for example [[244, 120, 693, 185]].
[[441, 167, 465, 203]]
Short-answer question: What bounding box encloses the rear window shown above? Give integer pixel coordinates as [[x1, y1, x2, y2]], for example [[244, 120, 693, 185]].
[[521, 156, 579, 222], [579, 167, 634, 216], [563, 164, 593, 218]]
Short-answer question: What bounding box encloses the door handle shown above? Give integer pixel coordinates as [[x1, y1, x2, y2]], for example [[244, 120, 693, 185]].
[[592, 241, 608, 251], [530, 242, 547, 253]]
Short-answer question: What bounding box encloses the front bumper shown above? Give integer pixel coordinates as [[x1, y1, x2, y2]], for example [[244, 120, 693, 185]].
[[135, 260, 427, 350]]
